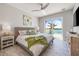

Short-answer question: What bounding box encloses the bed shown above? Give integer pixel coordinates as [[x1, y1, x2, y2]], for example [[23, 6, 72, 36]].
[[14, 27, 54, 56]]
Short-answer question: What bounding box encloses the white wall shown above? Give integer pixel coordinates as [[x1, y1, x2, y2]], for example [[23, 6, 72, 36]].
[[0, 4, 38, 29], [38, 9, 73, 41]]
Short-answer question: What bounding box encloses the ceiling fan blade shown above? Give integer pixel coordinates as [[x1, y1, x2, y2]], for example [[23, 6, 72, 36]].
[[32, 10, 41, 11], [32, 3, 49, 12], [40, 3, 43, 9], [41, 3, 49, 10]]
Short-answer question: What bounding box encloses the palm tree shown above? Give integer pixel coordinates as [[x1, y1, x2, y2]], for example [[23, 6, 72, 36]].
[[49, 23, 57, 34]]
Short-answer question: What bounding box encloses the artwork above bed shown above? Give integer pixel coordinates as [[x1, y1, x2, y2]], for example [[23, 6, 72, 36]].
[[23, 15, 32, 26]]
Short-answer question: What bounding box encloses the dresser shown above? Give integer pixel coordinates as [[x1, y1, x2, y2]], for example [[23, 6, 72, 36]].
[[70, 34, 79, 56], [0, 35, 14, 50]]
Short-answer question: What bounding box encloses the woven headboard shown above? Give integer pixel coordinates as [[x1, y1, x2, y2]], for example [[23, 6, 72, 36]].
[[14, 27, 35, 39]]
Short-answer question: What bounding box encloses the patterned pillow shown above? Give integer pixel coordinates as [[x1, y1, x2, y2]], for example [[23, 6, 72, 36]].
[[19, 30, 29, 35], [28, 30, 36, 35]]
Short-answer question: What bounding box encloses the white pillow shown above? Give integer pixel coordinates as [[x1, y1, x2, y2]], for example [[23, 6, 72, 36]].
[[19, 30, 27, 35], [28, 30, 36, 35]]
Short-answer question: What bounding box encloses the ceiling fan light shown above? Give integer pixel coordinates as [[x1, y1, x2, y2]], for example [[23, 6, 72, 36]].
[[41, 10, 46, 15]]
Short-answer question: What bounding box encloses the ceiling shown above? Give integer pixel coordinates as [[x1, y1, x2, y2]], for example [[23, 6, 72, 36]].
[[8, 3, 75, 17]]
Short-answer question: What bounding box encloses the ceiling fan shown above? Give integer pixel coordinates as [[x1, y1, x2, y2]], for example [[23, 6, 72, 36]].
[[32, 3, 49, 11]]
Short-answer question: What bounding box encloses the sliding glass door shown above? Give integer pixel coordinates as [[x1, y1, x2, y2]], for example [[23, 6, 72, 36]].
[[44, 17, 63, 40]]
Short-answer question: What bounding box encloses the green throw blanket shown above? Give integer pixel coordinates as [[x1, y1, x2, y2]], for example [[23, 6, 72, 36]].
[[25, 36, 48, 49]]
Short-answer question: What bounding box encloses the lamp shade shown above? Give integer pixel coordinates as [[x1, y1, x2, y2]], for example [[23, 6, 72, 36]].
[[2, 23, 11, 31]]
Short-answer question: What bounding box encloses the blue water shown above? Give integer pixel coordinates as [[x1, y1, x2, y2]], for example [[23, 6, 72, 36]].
[[52, 29, 63, 34], [48, 29, 63, 34]]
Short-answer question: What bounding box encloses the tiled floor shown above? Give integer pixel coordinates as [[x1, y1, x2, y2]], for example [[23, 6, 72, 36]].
[[0, 39, 70, 56]]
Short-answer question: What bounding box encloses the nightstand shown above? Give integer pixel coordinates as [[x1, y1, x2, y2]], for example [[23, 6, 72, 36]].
[[0, 36, 14, 49]]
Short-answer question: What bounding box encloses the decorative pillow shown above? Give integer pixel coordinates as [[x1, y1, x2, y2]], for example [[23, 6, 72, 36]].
[[28, 30, 36, 35], [19, 29, 36, 35], [19, 30, 29, 35]]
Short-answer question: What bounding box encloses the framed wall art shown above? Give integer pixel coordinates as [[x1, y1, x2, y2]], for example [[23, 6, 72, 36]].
[[23, 15, 32, 26]]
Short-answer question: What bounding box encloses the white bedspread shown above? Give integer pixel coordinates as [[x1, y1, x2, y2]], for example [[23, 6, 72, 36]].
[[16, 33, 54, 56]]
